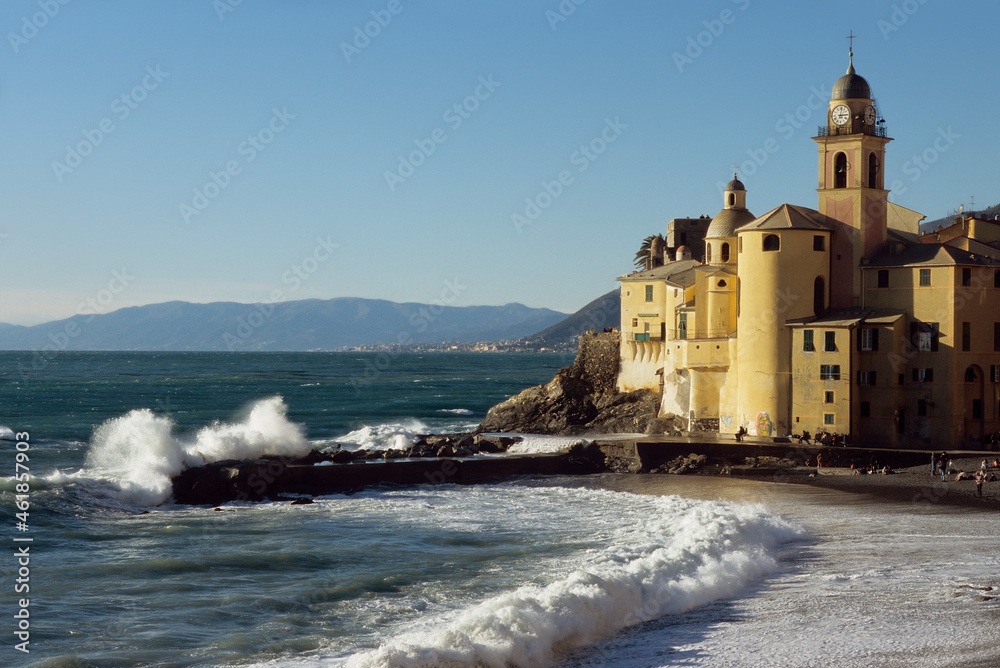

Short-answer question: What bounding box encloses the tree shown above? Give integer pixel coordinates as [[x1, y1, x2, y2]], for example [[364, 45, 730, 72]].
[[633, 234, 665, 270]]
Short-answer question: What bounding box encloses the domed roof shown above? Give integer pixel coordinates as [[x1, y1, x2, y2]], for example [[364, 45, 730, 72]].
[[706, 207, 756, 239], [725, 176, 745, 191], [832, 57, 871, 100]]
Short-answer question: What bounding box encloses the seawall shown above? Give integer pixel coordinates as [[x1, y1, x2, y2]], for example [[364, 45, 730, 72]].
[[170, 435, 954, 505]]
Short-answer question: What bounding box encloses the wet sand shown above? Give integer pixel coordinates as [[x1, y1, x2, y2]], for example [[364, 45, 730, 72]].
[[784, 456, 1000, 511]]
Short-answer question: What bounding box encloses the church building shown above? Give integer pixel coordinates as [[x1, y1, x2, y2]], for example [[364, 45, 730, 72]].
[[618, 50, 1000, 449]]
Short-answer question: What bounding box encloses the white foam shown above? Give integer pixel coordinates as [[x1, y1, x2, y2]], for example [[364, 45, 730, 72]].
[[335, 420, 431, 452], [79, 396, 310, 507], [0, 425, 15, 440], [506, 435, 587, 455], [438, 409, 474, 416], [343, 496, 804, 668]]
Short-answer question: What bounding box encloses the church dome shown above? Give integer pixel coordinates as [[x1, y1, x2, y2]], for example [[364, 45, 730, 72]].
[[706, 207, 756, 239], [725, 177, 745, 191], [832, 59, 871, 100]]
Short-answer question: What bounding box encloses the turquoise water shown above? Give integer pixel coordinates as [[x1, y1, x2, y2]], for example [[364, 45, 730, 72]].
[[2, 352, 998, 667]]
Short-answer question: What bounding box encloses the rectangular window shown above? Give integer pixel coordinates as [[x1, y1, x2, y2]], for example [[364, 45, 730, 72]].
[[995, 322, 1000, 352], [645, 285, 653, 302], [918, 399, 928, 417], [911, 322, 939, 352], [973, 399, 983, 420], [824, 391, 834, 404], [813, 235, 825, 251], [823, 413, 835, 426], [678, 312, 687, 340], [962, 268, 972, 287], [877, 269, 889, 288], [912, 367, 934, 383], [995, 270, 1000, 288], [919, 268, 931, 286], [857, 370, 877, 386], [991, 365, 1000, 383], [962, 322, 971, 352], [824, 331, 836, 352], [820, 364, 841, 380], [860, 401, 871, 418], [632, 318, 638, 328], [859, 328, 879, 352], [803, 329, 815, 352]]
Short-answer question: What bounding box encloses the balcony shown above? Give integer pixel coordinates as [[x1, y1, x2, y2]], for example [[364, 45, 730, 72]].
[[816, 123, 888, 138]]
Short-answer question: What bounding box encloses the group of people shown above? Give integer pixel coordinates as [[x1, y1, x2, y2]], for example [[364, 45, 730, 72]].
[[934, 452, 999, 496], [795, 431, 848, 446]]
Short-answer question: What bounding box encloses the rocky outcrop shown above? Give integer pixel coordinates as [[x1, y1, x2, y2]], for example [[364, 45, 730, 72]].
[[477, 330, 682, 436]]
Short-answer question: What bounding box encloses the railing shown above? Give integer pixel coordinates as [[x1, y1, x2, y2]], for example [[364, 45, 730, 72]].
[[668, 329, 735, 340], [816, 123, 888, 138]]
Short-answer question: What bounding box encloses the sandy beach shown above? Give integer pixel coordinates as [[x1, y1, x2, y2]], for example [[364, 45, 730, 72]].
[[786, 456, 1000, 511]]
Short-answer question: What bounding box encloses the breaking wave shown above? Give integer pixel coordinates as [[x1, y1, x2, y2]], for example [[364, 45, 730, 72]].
[[75, 396, 310, 507], [343, 494, 804, 667]]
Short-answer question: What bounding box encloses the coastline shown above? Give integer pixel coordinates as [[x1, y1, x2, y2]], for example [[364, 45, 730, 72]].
[[779, 457, 1000, 511]]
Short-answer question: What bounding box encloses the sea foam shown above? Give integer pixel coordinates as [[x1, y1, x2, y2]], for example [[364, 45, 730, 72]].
[[81, 396, 310, 506], [335, 420, 432, 452], [344, 495, 804, 668]]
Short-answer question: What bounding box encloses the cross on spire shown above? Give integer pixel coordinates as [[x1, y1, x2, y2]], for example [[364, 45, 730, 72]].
[[846, 30, 856, 56]]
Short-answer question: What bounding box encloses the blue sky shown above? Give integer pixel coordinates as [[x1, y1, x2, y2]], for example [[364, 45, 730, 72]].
[[2, 0, 997, 325]]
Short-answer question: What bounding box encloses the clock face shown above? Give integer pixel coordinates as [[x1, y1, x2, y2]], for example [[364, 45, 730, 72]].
[[864, 105, 876, 125], [832, 104, 851, 126]]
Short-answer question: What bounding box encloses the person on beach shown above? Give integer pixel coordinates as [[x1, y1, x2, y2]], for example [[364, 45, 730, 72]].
[[974, 470, 985, 497], [982, 459, 989, 472]]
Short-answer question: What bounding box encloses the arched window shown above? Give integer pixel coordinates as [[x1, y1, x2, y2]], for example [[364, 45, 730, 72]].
[[706, 243, 712, 263], [763, 234, 780, 252], [721, 243, 730, 262], [728, 193, 735, 206], [813, 276, 825, 316], [868, 152, 879, 189], [834, 152, 848, 189]]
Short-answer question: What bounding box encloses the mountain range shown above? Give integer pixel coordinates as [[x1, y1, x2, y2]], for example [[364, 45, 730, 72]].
[[0, 298, 571, 352]]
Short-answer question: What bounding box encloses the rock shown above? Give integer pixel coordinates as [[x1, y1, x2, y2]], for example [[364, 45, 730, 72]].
[[473, 434, 521, 453], [477, 371, 597, 435], [476, 331, 666, 437], [330, 450, 356, 463], [657, 453, 707, 475]]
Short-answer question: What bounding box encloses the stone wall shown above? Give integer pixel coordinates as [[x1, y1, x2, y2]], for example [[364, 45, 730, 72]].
[[572, 330, 620, 395], [691, 417, 719, 433]]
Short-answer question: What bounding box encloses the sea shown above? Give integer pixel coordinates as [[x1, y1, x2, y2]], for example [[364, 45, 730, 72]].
[[1, 351, 999, 668]]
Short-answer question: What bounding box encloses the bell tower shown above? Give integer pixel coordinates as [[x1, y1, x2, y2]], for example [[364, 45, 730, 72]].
[[813, 38, 891, 308]]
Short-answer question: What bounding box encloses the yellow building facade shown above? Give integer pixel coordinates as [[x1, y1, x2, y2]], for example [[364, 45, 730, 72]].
[[618, 52, 1000, 448]]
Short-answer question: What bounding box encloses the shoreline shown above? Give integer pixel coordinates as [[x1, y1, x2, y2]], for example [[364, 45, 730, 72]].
[[774, 457, 1000, 511]]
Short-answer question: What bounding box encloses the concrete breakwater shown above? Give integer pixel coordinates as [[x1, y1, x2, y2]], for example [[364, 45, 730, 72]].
[[169, 435, 935, 505]]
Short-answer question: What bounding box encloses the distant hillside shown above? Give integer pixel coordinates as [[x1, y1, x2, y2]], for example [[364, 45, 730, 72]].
[[0, 298, 568, 351], [517, 290, 620, 350]]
